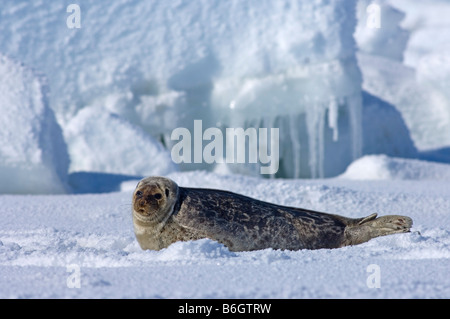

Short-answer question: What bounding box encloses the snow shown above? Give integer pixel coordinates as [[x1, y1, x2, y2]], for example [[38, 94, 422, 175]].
[[64, 106, 177, 176], [0, 54, 69, 194], [339, 154, 450, 181], [1, 169, 450, 298], [358, 52, 450, 151], [1, 0, 450, 299], [355, 0, 410, 62], [357, 0, 450, 150], [387, 0, 450, 67]]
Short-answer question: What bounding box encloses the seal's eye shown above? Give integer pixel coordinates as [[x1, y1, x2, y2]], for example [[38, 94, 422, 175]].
[[136, 190, 143, 197], [154, 193, 162, 200], [165, 188, 170, 197]]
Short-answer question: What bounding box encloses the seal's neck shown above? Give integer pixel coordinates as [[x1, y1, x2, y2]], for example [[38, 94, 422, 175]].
[[133, 205, 173, 230]]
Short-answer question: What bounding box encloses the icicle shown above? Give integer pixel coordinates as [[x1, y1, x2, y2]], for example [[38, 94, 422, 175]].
[[306, 105, 315, 179], [318, 102, 326, 179], [348, 94, 363, 161], [328, 98, 339, 142], [289, 114, 301, 179], [307, 101, 323, 179]]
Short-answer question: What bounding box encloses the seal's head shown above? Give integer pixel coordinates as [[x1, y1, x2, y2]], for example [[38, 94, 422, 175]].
[[132, 176, 179, 225]]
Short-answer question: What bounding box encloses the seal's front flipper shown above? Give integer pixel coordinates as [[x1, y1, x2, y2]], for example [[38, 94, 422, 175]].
[[342, 214, 413, 247]]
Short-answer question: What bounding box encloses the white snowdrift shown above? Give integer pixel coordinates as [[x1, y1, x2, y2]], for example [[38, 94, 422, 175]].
[[64, 107, 177, 176], [339, 154, 450, 181], [0, 54, 69, 194]]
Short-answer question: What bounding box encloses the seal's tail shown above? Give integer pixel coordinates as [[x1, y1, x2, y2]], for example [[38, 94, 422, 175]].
[[342, 213, 413, 247]]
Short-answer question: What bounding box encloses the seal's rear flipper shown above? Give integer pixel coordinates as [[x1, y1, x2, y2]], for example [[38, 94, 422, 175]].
[[364, 215, 413, 233], [342, 214, 413, 247], [357, 213, 378, 225]]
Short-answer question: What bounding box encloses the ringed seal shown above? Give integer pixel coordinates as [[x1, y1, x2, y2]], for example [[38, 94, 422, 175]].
[[132, 176, 412, 251]]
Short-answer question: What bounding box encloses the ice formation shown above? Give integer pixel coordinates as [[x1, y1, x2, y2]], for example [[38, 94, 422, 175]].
[[1, 0, 447, 186], [0, 0, 365, 179], [206, 0, 364, 178], [0, 54, 69, 194]]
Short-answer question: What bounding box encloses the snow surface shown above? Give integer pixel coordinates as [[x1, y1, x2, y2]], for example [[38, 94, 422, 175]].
[[339, 154, 450, 181], [1, 167, 450, 298]]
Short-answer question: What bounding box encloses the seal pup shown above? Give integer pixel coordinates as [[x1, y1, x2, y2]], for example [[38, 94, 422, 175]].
[[132, 176, 412, 251]]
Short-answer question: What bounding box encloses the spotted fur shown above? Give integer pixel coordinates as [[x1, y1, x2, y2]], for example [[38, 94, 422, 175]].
[[132, 177, 412, 251]]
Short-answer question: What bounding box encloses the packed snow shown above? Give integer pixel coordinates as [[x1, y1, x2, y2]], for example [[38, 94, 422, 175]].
[[1, 0, 450, 299], [1, 169, 450, 298]]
